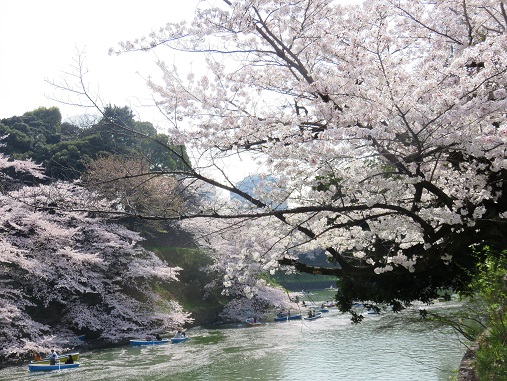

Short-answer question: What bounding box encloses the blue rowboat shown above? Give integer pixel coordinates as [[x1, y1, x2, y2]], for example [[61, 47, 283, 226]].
[[29, 363, 80, 372], [304, 312, 323, 321], [129, 339, 170, 346], [171, 336, 190, 344], [274, 313, 302, 321]]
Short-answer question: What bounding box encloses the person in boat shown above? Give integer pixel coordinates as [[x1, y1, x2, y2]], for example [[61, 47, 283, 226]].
[[33, 351, 42, 361], [173, 330, 183, 339], [49, 349, 58, 365], [65, 355, 74, 364], [155, 333, 162, 341], [145, 335, 153, 341]]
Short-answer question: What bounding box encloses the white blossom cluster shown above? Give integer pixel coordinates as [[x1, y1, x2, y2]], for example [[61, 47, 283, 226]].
[[182, 217, 300, 310]]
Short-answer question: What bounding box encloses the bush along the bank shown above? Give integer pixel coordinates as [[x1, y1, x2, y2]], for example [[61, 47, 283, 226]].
[[420, 246, 507, 380], [468, 247, 507, 380]]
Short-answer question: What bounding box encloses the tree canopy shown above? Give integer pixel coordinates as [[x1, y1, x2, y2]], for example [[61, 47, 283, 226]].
[[0, 105, 190, 181], [62, 0, 507, 313]]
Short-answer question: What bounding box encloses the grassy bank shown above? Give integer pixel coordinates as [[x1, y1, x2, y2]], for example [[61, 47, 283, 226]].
[[272, 272, 337, 292]]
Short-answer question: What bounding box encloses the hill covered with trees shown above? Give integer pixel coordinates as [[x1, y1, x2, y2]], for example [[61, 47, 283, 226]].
[[0, 105, 189, 181], [0, 107, 225, 365]]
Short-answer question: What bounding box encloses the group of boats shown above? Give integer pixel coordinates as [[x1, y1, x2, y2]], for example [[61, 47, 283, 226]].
[[249, 301, 337, 324], [28, 333, 190, 372], [245, 298, 379, 327], [273, 308, 325, 322], [28, 288, 349, 373]]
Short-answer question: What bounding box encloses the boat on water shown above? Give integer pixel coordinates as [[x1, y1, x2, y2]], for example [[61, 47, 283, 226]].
[[130, 339, 170, 346], [245, 318, 261, 327], [325, 285, 337, 291], [304, 311, 323, 321], [171, 336, 190, 344], [28, 363, 80, 372], [32, 352, 80, 365], [274, 313, 302, 321]]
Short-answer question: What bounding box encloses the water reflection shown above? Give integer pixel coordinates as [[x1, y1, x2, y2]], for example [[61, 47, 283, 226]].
[[0, 301, 465, 381]]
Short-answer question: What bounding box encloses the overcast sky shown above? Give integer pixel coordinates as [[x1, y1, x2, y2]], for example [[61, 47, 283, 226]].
[[0, 1, 198, 124]]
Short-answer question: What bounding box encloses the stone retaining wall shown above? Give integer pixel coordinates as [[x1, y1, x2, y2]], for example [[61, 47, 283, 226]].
[[457, 346, 477, 381]]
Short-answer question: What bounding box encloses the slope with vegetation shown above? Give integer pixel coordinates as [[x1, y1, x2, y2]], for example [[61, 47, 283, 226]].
[[0, 107, 227, 366], [0, 105, 189, 181]]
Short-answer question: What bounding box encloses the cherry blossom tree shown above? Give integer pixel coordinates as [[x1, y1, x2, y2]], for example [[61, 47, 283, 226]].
[[0, 148, 191, 360], [185, 217, 300, 321], [65, 0, 507, 312]]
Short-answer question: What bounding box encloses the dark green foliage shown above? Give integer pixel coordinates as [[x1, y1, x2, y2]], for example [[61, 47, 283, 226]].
[[0, 126, 32, 156], [469, 248, 507, 380], [476, 326, 507, 380], [0, 105, 190, 181], [45, 144, 90, 180], [272, 272, 337, 291], [23, 107, 62, 135], [60, 122, 82, 141], [418, 247, 507, 378], [334, 245, 488, 317], [141, 227, 230, 325]]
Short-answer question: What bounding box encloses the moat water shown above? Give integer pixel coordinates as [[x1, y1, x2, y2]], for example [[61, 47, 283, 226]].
[[0, 293, 466, 381]]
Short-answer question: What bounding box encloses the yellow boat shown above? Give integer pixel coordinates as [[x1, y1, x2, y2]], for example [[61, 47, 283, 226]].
[[31, 352, 79, 365]]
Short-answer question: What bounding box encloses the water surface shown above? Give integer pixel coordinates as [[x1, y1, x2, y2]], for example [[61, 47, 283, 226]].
[[0, 299, 465, 380]]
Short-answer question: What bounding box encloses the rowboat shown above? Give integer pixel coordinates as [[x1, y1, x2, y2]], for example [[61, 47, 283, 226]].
[[245, 318, 261, 327], [274, 313, 302, 321], [32, 352, 80, 365], [304, 312, 323, 320], [129, 339, 170, 346], [28, 363, 80, 372], [171, 336, 190, 344]]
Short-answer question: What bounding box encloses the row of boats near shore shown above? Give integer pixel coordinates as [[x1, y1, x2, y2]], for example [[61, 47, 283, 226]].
[[247, 298, 377, 326], [28, 303, 334, 372], [28, 333, 190, 372], [244, 300, 336, 326], [28, 292, 367, 372]]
